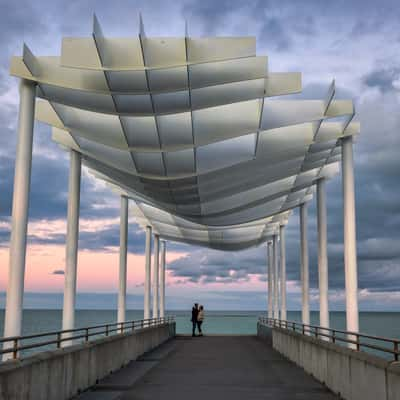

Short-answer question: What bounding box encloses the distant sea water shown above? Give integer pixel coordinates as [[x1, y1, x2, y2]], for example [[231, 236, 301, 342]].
[[0, 310, 399, 358]]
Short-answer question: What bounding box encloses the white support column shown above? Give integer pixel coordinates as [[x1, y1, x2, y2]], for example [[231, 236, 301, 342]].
[[300, 203, 310, 325], [342, 136, 359, 334], [62, 150, 81, 343], [117, 196, 128, 325], [317, 178, 329, 330], [3, 79, 36, 359], [152, 234, 160, 319], [160, 240, 166, 318], [280, 225, 287, 321], [144, 226, 152, 320], [267, 241, 273, 318], [273, 234, 279, 319]]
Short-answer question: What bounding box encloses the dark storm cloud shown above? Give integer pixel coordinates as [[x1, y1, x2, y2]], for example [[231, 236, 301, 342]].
[[363, 68, 400, 92], [168, 247, 268, 283]]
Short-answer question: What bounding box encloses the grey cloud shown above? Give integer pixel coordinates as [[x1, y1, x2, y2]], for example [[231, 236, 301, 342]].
[[258, 16, 292, 52], [168, 86, 400, 293], [363, 68, 400, 92]]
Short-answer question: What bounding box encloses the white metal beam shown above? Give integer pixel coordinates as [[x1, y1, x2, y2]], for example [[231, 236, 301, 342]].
[[152, 234, 160, 318], [62, 150, 82, 345], [118, 195, 128, 324], [342, 136, 359, 336], [317, 178, 329, 330], [160, 240, 166, 318], [3, 79, 36, 360], [300, 203, 310, 325], [144, 226, 152, 320]]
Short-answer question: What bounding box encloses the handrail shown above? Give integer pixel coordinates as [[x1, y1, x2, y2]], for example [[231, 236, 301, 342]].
[[258, 316, 400, 361], [0, 316, 175, 360]]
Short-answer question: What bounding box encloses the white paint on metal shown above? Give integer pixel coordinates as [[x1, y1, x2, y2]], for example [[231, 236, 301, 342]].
[[62, 150, 82, 345], [152, 234, 160, 318], [317, 178, 329, 330], [280, 225, 287, 321], [144, 226, 152, 320], [160, 240, 166, 318], [273, 234, 279, 319], [267, 241, 273, 318], [342, 136, 359, 336], [3, 79, 36, 360], [300, 203, 310, 325], [118, 196, 128, 324]]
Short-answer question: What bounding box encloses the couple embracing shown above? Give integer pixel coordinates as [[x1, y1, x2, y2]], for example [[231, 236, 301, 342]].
[[191, 303, 205, 337]]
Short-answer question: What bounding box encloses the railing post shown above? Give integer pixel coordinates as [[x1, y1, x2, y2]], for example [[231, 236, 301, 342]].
[[356, 334, 360, 351], [105, 325, 109, 337], [13, 339, 18, 359], [332, 330, 336, 343], [394, 342, 399, 361], [57, 332, 61, 348], [302, 324, 305, 335], [315, 327, 318, 339], [85, 328, 89, 342]]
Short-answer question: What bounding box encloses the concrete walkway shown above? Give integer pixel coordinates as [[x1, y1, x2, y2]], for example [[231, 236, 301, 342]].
[[76, 335, 339, 400]]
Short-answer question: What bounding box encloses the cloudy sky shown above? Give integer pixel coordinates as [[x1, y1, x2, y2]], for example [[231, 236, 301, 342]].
[[0, 0, 399, 311]]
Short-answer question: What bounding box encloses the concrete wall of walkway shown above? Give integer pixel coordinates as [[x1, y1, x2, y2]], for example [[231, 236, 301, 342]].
[[258, 323, 400, 400], [0, 322, 176, 400]]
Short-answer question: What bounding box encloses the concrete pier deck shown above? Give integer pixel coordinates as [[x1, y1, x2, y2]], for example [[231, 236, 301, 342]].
[[76, 335, 339, 400]]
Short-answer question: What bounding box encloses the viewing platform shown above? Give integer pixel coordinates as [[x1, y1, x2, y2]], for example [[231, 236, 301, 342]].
[[0, 317, 399, 400], [76, 335, 339, 400]]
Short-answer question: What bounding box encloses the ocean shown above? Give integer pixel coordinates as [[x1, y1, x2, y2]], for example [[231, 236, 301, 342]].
[[1, 310, 399, 358]]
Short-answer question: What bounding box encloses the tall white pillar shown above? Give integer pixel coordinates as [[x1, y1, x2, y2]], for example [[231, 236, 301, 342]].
[[317, 179, 329, 330], [152, 234, 160, 319], [273, 234, 279, 319], [117, 196, 128, 325], [144, 226, 152, 320], [342, 136, 359, 334], [300, 203, 310, 325], [160, 240, 166, 318], [267, 241, 273, 318], [3, 79, 36, 359], [62, 150, 81, 341], [280, 225, 287, 321]]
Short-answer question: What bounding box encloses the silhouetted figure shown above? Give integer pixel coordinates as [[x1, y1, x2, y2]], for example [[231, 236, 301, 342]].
[[191, 303, 199, 337], [197, 305, 204, 336]]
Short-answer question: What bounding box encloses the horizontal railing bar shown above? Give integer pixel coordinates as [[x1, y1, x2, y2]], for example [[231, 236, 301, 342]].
[[264, 317, 400, 344], [0, 317, 169, 343], [0, 317, 175, 358], [259, 317, 399, 360]]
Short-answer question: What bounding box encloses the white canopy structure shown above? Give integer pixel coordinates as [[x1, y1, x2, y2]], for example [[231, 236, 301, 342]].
[[3, 16, 360, 356], [10, 17, 358, 251]]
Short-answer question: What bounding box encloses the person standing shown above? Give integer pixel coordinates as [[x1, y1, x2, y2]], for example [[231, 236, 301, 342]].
[[197, 305, 204, 336], [191, 303, 199, 337]]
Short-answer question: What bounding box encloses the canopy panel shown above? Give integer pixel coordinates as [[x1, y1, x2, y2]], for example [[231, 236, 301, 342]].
[[10, 17, 359, 250]]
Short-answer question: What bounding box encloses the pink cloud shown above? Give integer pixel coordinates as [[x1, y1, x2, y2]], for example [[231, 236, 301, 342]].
[[0, 245, 186, 293]]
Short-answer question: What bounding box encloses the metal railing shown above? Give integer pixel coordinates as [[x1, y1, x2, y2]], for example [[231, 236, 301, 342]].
[[0, 316, 175, 360], [259, 317, 400, 361]]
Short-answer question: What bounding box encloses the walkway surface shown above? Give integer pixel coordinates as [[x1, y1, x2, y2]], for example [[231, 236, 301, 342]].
[[76, 335, 339, 400]]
